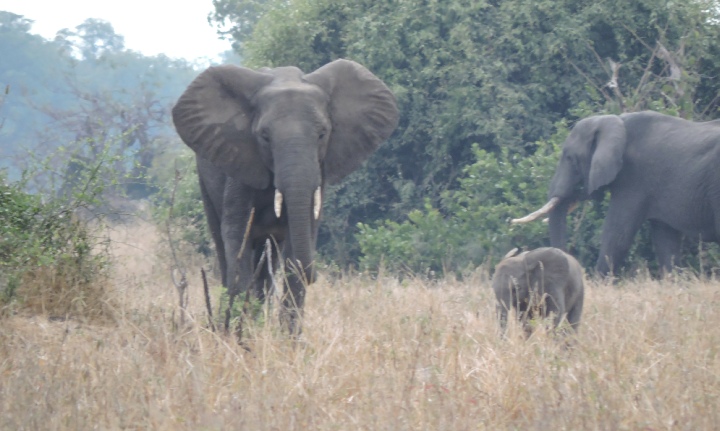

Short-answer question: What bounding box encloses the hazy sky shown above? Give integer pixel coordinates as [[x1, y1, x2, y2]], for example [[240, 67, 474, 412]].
[[2, 0, 231, 61]]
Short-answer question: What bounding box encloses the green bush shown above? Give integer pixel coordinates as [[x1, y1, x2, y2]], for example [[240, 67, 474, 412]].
[[150, 149, 211, 258], [357, 122, 612, 278], [0, 157, 114, 320]]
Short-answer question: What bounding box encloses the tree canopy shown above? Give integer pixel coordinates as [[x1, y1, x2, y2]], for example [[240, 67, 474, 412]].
[[211, 0, 720, 274], [0, 12, 198, 195]]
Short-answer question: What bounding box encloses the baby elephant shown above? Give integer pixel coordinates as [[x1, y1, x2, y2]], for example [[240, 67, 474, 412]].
[[492, 247, 584, 335]]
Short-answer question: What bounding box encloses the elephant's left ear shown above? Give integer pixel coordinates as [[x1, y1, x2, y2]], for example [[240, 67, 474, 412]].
[[304, 59, 399, 184]]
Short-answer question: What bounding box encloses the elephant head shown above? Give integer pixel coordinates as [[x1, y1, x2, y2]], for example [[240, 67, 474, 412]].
[[493, 248, 571, 304], [172, 59, 399, 283], [512, 115, 627, 249]]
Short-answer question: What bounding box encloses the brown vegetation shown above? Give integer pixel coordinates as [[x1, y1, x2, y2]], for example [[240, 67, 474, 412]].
[[1, 221, 719, 430]]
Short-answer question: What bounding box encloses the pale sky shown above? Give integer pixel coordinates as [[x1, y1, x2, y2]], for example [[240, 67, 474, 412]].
[[2, 0, 232, 62]]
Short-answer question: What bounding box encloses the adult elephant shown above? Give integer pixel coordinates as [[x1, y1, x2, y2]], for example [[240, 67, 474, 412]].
[[513, 111, 720, 276], [172, 59, 399, 334]]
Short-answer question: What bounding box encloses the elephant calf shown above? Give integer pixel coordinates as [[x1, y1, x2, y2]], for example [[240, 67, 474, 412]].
[[492, 247, 584, 335]]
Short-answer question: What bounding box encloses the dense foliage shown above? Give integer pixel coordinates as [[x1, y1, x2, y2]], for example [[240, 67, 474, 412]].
[[0, 157, 114, 318], [212, 0, 720, 275]]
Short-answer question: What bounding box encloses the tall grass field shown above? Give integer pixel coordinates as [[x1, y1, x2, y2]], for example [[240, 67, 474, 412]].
[[1, 220, 719, 430]]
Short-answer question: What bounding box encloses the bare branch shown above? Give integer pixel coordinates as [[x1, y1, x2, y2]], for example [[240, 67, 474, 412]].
[[657, 42, 682, 82], [567, 59, 613, 103], [201, 268, 216, 332], [166, 164, 188, 324], [606, 59, 625, 111]]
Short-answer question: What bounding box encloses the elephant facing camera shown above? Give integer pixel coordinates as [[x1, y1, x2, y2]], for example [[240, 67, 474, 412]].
[[492, 247, 584, 336], [172, 59, 399, 335]]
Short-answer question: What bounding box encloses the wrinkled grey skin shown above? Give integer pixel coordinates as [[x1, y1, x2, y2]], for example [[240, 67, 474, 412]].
[[543, 111, 720, 276], [492, 247, 584, 334], [172, 59, 399, 335]]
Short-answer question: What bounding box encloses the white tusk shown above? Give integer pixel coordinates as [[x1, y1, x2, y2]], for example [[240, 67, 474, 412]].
[[503, 247, 520, 259], [541, 201, 578, 223], [510, 197, 561, 224], [274, 190, 283, 218], [313, 187, 322, 220]]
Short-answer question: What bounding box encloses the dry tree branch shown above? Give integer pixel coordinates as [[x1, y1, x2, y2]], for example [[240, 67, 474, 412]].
[[166, 165, 188, 325], [568, 59, 614, 103], [606, 59, 625, 112], [619, 22, 656, 53], [633, 44, 660, 103], [201, 268, 216, 332]]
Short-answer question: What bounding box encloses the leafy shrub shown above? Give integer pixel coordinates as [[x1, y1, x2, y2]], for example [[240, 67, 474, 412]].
[[150, 149, 211, 258], [358, 122, 609, 278], [0, 159, 114, 320]]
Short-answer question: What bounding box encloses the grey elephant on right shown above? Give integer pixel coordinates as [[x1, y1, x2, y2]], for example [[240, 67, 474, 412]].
[[513, 111, 720, 276], [492, 247, 584, 335]]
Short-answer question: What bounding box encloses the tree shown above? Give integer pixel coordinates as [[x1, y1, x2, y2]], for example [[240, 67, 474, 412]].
[[54, 18, 125, 60], [215, 0, 720, 271], [209, 0, 272, 53]]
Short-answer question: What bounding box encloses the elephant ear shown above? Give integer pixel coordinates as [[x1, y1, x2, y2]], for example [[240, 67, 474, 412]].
[[304, 59, 399, 184], [172, 65, 274, 189], [524, 248, 570, 291], [587, 115, 627, 195]]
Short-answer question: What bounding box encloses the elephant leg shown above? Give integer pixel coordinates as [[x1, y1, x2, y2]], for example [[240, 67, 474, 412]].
[[542, 292, 565, 331], [221, 183, 257, 332], [496, 304, 509, 334], [199, 176, 227, 286], [280, 264, 306, 336], [279, 217, 319, 336], [596, 197, 647, 276], [650, 220, 682, 276], [251, 242, 269, 304], [566, 299, 583, 332], [279, 246, 309, 336], [251, 237, 282, 304]]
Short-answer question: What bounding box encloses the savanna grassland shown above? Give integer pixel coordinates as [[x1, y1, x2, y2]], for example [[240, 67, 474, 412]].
[[1, 220, 719, 430]]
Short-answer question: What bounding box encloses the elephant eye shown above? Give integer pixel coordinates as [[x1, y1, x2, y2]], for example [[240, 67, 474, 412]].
[[318, 130, 326, 140], [260, 128, 271, 142]]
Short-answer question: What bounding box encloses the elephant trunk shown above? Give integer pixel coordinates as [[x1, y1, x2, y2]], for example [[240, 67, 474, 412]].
[[274, 143, 320, 285], [548, 200, 572, 250], [285, 190, 316, 282]]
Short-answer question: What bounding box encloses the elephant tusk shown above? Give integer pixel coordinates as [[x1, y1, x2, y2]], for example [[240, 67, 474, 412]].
[[274, 190, 283, 218], [540, 201, 578, 223], [503, 247, 521, 259], [511, 197, 561, 224], [313, 187, 322, 220]]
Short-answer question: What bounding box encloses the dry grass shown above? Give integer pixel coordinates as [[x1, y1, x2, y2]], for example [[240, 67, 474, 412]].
[[1, 221, 720, 430]]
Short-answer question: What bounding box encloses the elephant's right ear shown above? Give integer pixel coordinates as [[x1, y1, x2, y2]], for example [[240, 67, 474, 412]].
[[587, 115, 627, 195], [172, 65, 274, 189]]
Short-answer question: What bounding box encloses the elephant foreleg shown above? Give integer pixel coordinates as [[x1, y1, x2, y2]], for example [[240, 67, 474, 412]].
[[199, 177, 227, 286], [221, 182, 257, 332], [566, 300, 583, 332], [596, 196, 647, 276], [279, 257, 307, 336], [650, 220, 682, 277], [496, 303, 509, 335], [541, 292, 565, 331]]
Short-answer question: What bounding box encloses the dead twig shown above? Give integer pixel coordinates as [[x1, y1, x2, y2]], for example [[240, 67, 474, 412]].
[[166, 165, 188, 325], [201, 268, 216, 332]]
